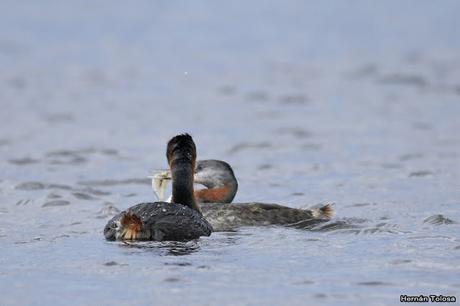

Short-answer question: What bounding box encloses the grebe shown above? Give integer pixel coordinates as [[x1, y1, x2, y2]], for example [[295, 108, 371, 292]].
[[152, 160, 333, 231], [150, 159, 237, 203], [104, 134, 212, 241], [194, 159, 238, 203]]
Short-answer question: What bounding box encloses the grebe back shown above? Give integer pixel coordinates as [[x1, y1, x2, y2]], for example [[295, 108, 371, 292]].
[[201, 202, 333, 231]]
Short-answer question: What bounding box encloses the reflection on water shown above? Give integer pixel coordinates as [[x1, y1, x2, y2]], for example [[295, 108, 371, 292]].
[[120, 240, 201, 256]]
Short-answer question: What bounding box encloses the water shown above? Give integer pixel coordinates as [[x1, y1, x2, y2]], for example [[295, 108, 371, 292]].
[[1, 1, 460, 305]]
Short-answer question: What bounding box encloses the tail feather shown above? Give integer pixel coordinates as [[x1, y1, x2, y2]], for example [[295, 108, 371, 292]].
[[311, 203, 334, 219], [119, 212, 143, 240]]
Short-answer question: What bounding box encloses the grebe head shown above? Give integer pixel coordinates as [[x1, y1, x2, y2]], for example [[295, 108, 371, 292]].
[[194, 160, 236, 188], [166, 133, 201, 212], [194, 159, 238, 203], [166, 133, 196, 168]]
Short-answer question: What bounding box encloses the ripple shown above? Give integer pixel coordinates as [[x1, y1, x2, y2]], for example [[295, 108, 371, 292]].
[[42, 148, 119, 166], [399, 153, 423, 161], [276, 127, 311, 138], [46, 184, 73, 190], [15, 182, 46, 190], [356, 281, 395, 286], [77, 178, 150, 187], [347, 202, 376, 208], [42, 200, 71, 207], [123, 193, 137, 197], [49, 234, 71, 242], [381, 163, 402, 169], [81, 187, 111, 196], [413, 122, 433, 130], [164, 262, 192, 267], [47, 193, 62, 199], [378, 73, 427, 87], [390, 259, 412, 265], [348, 64, 379, 79], [301, 143, 322, 151], [96, 204, 120, 218], [292, 279, 315, 285], [245, 91, 270, 102], [423, 214, 456, 225], [312, 218, 408, 235], [227, 142, 271, 154], [257, 164, 272, 170], [15, 181, 74, 191], [15, 199, 31, 206], [8, 157, 40, 165], [409, 170, 434, 177], [279, 94, 308, 104], [46, 148, 93, 157], [408, 235, 456, 241], [311, 217, 367, 232], [217, 85, 237, 96], [48, 156, 87, 165], [72, 192, 97, 200], [14, 237, 42, 245], [119, 241, 200, 256], [104, 261, 119, 266], [44, 113, 74, 123]]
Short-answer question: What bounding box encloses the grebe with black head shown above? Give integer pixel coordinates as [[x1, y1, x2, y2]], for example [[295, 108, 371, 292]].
[[104, 134, 212, 241], [153, 160, 333, 231]]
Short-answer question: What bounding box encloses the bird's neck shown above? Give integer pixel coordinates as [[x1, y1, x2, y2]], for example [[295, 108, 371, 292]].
[[195, 180, 237, 203], [170, 160, 201, 213]]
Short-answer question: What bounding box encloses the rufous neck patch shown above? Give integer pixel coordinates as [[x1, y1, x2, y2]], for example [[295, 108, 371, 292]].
[[195, 185, 230, 203]]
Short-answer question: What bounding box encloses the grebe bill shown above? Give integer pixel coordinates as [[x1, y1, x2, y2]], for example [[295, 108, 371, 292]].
[[104, 134, 212, 241]]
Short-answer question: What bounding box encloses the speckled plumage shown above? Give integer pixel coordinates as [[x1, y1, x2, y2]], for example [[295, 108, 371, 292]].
[[104, 134, 213, 242], [201, 203, 332, 231], [104, 202, 212, 241]]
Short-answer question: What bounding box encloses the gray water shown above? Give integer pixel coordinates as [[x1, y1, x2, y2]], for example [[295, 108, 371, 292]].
[[1, 1, 460, 305]]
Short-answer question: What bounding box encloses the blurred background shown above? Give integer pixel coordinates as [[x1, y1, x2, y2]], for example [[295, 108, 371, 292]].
[[1, 1, 459, 306]]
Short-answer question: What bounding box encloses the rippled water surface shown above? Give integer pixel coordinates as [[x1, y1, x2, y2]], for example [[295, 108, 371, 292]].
[[1, 1, 460, 305]]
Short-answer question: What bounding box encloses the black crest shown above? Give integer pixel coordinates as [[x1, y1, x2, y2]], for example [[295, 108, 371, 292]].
[[166, 133, 196, 163]]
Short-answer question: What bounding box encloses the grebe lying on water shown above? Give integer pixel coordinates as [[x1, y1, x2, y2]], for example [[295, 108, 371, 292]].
[[104, 134, 212, 241], [153, 160, 333, 231]]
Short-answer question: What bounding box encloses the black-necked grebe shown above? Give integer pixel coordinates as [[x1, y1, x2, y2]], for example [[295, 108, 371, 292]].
[[104, 134, 212, 241], [153, 159, 333, 231]]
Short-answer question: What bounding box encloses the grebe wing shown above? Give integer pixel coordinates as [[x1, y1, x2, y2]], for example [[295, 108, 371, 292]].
[[200, 202, 333, 231], [104, 202, 212, 241]]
